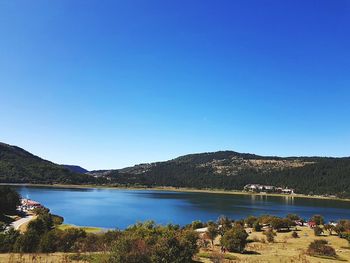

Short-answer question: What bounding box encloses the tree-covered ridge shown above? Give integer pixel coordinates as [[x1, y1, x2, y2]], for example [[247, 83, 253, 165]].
[[109, 153, 350, 198], [0, 143, 101, 184], [1, 142, 350, 197]]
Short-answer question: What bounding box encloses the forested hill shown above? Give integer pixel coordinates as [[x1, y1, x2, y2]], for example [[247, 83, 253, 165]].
[[97, 151, 350, 198], [0, 143, 100, 184], [1, 142, 350, 198]]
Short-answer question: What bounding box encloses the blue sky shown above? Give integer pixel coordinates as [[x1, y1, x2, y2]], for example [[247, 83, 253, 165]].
[[1, 0, 349, 170]]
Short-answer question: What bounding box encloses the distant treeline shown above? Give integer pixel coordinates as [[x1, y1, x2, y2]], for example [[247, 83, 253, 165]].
[[109, 156, 350, 198], [1, 143, 350, 198]]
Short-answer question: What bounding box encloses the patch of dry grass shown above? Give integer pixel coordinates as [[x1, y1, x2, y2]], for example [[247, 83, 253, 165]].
[[197, 227, 350, 263]]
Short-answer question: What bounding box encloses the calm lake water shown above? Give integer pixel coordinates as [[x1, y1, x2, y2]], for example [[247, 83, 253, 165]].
[[15, 186, 350, 229]]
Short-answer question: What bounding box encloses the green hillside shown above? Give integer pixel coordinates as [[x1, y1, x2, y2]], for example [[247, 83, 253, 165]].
[[0, 143, 98, 184], [107, 151, 350, 198]]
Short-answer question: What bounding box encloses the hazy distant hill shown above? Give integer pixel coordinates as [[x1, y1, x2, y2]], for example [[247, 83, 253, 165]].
[[63, 165, 89, 174], [0, 142, 98, 184]]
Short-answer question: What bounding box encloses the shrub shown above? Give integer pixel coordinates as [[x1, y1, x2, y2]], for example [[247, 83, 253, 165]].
[[313, 226, 323, 236], [52, 214, 64, 225], [109, 223, 199, 263], [245, 216, 258, 228], [286, 214, 300, 221], [291, 231, 299, 238], [310, 215, 325, 226], [0, 228, 20, 252], [263, 228, 276, 243], [307, 240, 336, 258], [220, 225, 248, 253], [253, 222, 262, 232]]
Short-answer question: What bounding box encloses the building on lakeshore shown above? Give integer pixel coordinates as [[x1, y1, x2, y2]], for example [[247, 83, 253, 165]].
[[19, 198, 43, 211], [243, 184, 295, 195]]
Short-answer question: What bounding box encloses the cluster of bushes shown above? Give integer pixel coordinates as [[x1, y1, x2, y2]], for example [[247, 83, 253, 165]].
[[242, 214, 301, 235], [1, 210, 199, 263], [108, 222, 198, 263], [307, 240, 337, 258]]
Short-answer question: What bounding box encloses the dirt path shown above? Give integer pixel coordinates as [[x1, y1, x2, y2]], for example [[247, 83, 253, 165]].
[[10, 215, 34, 232]]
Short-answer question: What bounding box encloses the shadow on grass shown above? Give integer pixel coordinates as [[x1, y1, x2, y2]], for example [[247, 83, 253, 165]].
[[243, 250, 261, 255]]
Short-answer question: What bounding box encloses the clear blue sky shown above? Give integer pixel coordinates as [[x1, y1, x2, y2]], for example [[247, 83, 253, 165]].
[[1, 0, 349, 170]]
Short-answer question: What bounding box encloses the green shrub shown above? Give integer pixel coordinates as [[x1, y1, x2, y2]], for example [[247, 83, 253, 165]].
[[220, 225, 248, 253]]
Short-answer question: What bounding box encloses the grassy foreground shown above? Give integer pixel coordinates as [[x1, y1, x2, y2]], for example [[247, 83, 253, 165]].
[[1, 227, 350, 262], [198, 226, 350, 263]]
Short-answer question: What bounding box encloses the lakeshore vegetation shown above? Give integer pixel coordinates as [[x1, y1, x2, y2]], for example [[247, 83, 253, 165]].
[[1, 187, 350, 262]]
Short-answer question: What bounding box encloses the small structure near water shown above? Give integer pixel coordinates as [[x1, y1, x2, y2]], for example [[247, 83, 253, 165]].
[[243, 184, 295, 195], [19, 198, 43, 212]]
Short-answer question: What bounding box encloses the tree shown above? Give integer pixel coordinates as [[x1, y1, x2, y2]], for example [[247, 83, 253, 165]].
[[286, 214, 300, 221], [39, 230, 60, 253], [220, 226, 248, 253], [324, 224, 335, 235], [0, 186, 20, 215], [311, 215, 325, 226], [109, 234, 151, 263], [206, 224, 218, 246], [313, 226, 324, 236], [59, 228, 87, 252], [217, 215, 232, 236], [270, 218, 286, 232], [14, 229, 40, 253], [245, 216, 258, 228], [191, 220, 203, 230], [0, 228, 20, 252]]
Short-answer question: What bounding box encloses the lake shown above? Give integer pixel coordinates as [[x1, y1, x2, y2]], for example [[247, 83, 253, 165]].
[[15, 186, 350, 229]]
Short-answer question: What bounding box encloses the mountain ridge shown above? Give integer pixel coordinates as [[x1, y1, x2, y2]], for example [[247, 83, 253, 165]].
[[1, 142, 350, 197]]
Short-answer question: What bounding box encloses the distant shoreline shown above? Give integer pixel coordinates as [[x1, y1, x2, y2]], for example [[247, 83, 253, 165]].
[[2, 183, 350, 202]]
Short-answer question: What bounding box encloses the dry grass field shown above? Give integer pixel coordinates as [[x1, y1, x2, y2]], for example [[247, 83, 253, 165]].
[[1, 227, 349, 263], [197, 226, 350, 263]]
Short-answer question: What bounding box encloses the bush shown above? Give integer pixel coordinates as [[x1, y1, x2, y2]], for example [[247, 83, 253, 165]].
[[263, 228, 276, 243], [245, 216, 258, 228], [286, 214, 300, 221], [307, 240, 336, 258], [220, 226, 248, 253], [313, 226, 324, 236], [191, 220, 203, 230], [0, 228, 20, 252], [52, 214, 64, 225], [310, 215, 325, 226], [14, 229, 40, 253], [109, 223, 199, 263], [253, 222, 262, 232], [291, 231, 299, 238]]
